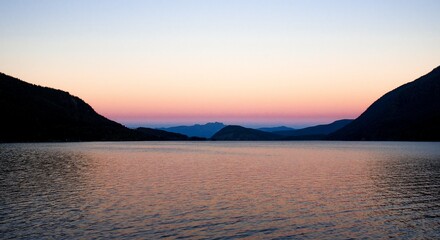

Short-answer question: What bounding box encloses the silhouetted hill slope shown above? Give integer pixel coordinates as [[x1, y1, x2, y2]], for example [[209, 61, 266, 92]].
[[158, 122, 225, 138], [275, 119, 353, 136], [258, 126, 295, 132], [211, 120, 354, 141], [330, 66, 440, 141], [136, 127, 189, 140], [0, 72, 175, 142], [211, 125, 280, 140]]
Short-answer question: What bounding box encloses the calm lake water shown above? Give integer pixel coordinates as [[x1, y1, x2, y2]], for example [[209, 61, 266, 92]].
[[1, 141, 440, 239]]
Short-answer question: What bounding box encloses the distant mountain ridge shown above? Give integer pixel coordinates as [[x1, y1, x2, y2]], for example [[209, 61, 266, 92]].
[[330, 66, 440, 141], [3, 64, 438, 142], [158, 122, 225, 138], [211, 125, 280, 140], [211, 120, 352, 140], [0, 72, 185, 142], [258, 126, 295, 132], [275, 119, 353, 137], [135, 127, 189, 140]]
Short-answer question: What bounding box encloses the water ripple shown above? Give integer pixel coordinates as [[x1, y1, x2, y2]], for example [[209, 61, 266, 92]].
[[1, 141, 440, 239]]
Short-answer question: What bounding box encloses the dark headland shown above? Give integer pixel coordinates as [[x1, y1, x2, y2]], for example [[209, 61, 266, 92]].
[[0, 73, 187, 142], [329, 66, 440, 141], [211, 125, 281, 141], [158, 122, 225, 138], [213, 66, 440, 141], [1, 65, 439, 142], [211, 120, 353, 141]]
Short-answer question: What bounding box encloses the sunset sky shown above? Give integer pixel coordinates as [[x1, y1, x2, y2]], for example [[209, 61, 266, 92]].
[[1, 0, 439, 127]]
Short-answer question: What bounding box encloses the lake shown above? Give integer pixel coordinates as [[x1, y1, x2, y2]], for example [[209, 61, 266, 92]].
[[1, 141, 440, 239]]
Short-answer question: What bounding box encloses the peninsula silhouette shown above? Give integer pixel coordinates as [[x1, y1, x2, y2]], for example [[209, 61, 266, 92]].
[[0, 73, 184, 142]]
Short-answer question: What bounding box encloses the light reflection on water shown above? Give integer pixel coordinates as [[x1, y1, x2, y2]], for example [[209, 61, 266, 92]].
[[1, 141, 439, 239]]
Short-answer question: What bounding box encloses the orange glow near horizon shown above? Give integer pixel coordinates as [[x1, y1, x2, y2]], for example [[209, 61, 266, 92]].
[[2, 52, 436, 126], [75, 64, 429, 126], [1, 1, 439, 126], [5, 63, 436, 126]]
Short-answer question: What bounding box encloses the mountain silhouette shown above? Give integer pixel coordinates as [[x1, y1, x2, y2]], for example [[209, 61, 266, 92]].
[[0, 72, 184, 142], [275, 119, 353, 138], [258, 126, 295, 132], [211, 125, 280, 140], [4, 64, 437, 142], [330, 66, 440, 141], [212, 120, 352, 141], [159, 122, 225, 138], [135, 127, 206, 140], [135, 127, 189, 140]]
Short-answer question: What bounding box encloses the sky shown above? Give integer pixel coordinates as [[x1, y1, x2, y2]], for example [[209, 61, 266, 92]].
[[1, 0, 439, 128]]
